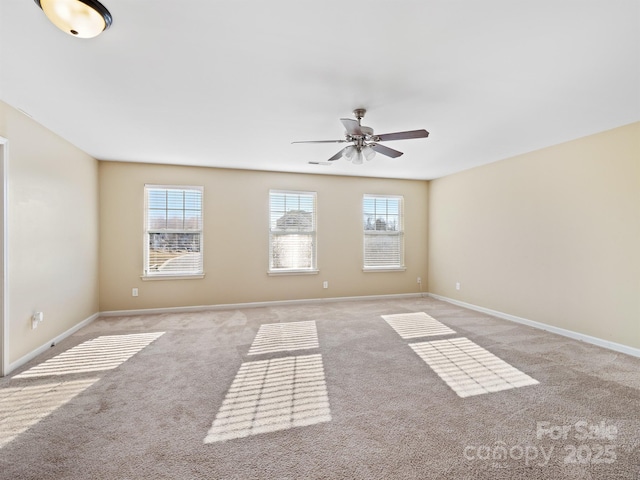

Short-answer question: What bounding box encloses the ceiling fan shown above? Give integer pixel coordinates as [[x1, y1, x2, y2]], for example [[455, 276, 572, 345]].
[[293, 109, 429, 165]]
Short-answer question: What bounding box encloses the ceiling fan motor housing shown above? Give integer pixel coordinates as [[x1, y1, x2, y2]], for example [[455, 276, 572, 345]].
[[353, 108, 367, 121]]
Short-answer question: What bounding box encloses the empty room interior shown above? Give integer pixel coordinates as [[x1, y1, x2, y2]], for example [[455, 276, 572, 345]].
[[0, 1, 639, 479]]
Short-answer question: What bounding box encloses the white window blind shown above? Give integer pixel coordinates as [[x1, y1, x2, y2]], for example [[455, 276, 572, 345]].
[[144, 185, 203, 277], [269, 190, 317, 273], [363, 195, 404, 269]]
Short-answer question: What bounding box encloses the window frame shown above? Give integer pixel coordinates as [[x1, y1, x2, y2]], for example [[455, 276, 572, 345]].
[[142, 184, 205, 280], [362, 194, 406, 272], [268, 190, 318, 275]]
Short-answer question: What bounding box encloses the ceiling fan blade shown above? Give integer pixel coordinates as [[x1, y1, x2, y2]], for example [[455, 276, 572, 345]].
[[328, 148, 347, 161], [340, 118, 364, 136], [370, 143, 404, 158], [376, 129, 429, 142], [292, 139, 347, 144]]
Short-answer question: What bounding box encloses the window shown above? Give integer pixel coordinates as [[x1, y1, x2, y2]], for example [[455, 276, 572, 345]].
[[144, 185, 203, 278], [269, 190, 317, 274], [363, 195, 405, 270]]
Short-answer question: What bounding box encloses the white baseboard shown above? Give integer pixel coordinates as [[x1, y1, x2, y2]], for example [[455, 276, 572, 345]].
[[5, 294, 423, 375], [6, 312, 100, 375], [99, 293, 424, 317], [6, 293, 637, 376], [428, 293, 640, 358]]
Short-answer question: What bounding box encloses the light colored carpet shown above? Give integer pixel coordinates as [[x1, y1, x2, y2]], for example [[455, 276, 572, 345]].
[[0, 296, 638, 479], [382, 312, 457, 339]]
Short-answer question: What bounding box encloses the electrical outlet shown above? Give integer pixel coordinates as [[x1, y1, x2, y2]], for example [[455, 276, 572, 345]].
[[132, 288, 139, 297], [456, 282, 461, 291], [32, 312, 43, 330], [323, 281, 328, 289], [417, 277, 422, 284]]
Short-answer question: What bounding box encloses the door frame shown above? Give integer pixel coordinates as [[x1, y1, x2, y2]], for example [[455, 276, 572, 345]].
[[0, 136, 8, 376]]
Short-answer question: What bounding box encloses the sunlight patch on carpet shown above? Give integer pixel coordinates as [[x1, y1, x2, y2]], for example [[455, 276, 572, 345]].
[[204, 354, 331, 443], [382, 312, 456, 339], [248, 321, 318, 355], [13, 332, 166, 378], [410, 337, 539, 397], [0, 378, 99, 448]]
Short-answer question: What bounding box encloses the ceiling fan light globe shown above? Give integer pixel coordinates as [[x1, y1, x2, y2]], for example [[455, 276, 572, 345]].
[[353, 151, 364, 165], [343, 145, 356, 160], [363, 145, 376, 161]]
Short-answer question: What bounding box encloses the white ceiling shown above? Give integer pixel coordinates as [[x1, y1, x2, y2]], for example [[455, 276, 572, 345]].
[[1, 1, 638, 180]]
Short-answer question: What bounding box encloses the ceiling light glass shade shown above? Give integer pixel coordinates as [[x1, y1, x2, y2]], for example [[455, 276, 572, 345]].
[[362, 145, 376, 161], [35, 0, 112, 38], [342, 145, 356, 160], [352, 151, 364, 165]]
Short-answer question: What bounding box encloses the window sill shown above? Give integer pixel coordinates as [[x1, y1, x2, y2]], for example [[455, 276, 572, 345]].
[[362, 267, 407, 273], [268, 269, 319, 276], [141, 273, 206, 281]]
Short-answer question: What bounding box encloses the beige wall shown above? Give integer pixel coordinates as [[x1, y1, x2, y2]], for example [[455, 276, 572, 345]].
[[428, 122, 640, 349], [4, 96, 635, 364], [0, 101, 100, 364], [99, 162, 429, 311]]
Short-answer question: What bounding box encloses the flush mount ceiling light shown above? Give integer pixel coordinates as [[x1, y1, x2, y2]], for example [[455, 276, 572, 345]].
[[34, 0, 112, 38]]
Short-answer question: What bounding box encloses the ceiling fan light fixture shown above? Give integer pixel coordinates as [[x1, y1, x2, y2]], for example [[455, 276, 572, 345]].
[[352, 151, 364, 165], [35, 0, 112, 38], [363, 145, 376, 161], [343, 145, 356, 160]]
